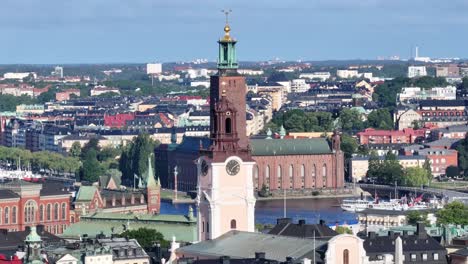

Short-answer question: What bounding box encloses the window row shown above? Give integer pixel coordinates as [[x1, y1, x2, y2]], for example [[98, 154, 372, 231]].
[[254, 164, 328, 189]]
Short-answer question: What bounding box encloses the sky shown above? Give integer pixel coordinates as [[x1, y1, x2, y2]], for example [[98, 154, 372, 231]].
[[1, 0, 468, 64]]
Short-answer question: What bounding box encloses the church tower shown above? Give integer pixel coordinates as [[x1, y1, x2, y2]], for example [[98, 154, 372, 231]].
[[196, 12, 256, 241]]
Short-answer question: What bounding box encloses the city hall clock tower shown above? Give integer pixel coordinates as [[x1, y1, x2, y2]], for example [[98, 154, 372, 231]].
[[196, 13, 256, 241]]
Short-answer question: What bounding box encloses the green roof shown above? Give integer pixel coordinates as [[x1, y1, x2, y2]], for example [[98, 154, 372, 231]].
[[61, 213, 197, 242], [75, 186, 98, 202], [82, 212, 195, 223], [250, 138, 332, 156]]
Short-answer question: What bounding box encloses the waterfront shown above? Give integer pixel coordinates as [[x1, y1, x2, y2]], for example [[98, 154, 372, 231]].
[[160, 197, 358, 225]]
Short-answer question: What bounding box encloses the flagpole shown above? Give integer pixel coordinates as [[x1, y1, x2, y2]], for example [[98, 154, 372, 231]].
[[283, 189, 286, 218]]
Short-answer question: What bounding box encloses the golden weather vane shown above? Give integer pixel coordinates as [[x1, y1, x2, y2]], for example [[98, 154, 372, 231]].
[[221, 9, 232, 40]]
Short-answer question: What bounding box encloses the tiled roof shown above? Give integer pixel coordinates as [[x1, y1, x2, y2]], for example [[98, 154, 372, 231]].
[[268, 219, 337, 239], [75, 186, 98, 202]]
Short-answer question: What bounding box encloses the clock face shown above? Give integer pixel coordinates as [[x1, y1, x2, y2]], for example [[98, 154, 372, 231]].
[[226, 160, 240, 176], [201, 160, 209, 176]]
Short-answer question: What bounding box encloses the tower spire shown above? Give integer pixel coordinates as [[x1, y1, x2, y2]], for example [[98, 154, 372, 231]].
[[217, 9, 238, 70]]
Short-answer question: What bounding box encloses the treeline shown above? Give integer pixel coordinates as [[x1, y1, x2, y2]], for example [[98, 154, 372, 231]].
[[367, 152, 432, 187], [0, 146, 80, 172], [373, 76, 449, 108], [266, 108, 394, 134]]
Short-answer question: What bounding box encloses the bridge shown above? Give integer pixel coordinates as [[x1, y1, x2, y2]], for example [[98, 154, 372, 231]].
[[357, 183, 468, 204]]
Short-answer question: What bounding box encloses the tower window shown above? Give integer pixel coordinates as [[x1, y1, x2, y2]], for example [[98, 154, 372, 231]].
[[230, 219, 237, 229], [225, 117, 232, 134], [343, 249, 349, 264]]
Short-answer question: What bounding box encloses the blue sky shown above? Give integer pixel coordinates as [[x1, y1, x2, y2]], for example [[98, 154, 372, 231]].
[[1, 0, 468, 63]]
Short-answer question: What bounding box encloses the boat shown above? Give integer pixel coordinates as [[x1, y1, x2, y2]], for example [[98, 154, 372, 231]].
[[341, 194, 442, 212], [0, 160, 43, 182]]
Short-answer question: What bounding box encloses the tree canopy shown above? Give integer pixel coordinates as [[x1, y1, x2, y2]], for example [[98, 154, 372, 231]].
[[338, 108, 364, 134], [266, 109, 334, 133], [456, 134, 468, 176], [436, 201, 468, 225], [366, 109, 394, 130], [119, 227, 168, 249]]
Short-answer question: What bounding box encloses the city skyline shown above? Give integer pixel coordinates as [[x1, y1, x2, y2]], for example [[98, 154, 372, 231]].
[[1, 0, 468, 64]]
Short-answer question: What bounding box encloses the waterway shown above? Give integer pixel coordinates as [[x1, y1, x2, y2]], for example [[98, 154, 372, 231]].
[[160, 197, 358, 225]]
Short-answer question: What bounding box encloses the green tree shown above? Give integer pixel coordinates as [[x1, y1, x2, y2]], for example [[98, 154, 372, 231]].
[[80, 149, 103, 182], [335, 226, 353, 234], [81, 138, 101, 158], [446, 165, 460, 178], [366, 109, 394, 130], [119, 134, 159, 184], [456, 134, 468, 176], [436, 201, 468, 225], [338, 108, 364, 134], [119, 227, 168, 249], [69, 142, 82, 158], [404, 167, 431, 187], [406, 211, 429, 225], [366, 151, 381, 180]]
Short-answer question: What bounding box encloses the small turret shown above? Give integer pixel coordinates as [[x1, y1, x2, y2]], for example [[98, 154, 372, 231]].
[[266, 128, 272, 139], [279, 125, 286, 139]]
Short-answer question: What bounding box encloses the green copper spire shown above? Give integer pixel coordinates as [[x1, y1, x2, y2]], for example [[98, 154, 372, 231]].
[[279, 125, 286, 139], [146, 155, 158, 188], [217, 10, 238, 70]]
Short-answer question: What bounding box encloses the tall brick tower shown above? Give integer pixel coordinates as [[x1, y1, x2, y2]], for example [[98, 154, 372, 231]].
[[209, 16, 248, 149]]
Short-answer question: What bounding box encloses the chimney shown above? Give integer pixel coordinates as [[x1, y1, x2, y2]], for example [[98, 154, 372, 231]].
[[220, 256, 230, 264], [298, 219, 306, 225], [103, 197, 107, 207], [416, 223, 427, 238], [368, 232, 376, 240], [112, 195, 116, 206], [255, 252, 266, 260], [319, 219, 326, 226], [131, 194, 135, 204], [140, 194, 145, 204], [277, 218, 292, 225], [360, 192, 364, 200], [403, 231, 408, 237], [121, 195, 126, 206], [285, 257, 294, 263], [388, 231, 395, 238]]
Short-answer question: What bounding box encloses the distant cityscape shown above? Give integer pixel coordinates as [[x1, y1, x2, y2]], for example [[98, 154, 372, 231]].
[[2, 8, 468, 264]]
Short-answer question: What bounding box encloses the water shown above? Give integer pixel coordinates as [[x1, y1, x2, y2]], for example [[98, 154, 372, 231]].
[[160, 197, 358, 225]]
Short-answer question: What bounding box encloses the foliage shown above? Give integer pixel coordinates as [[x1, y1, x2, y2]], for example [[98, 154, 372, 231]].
[[366, 109, 394, 130], [36, 87, 58, 103], [258, 184, 271, 197], [456, 134, 468, 176], [404, 167, 432, 187], [335, 226, 353, 234], [367, 152, 404, 185], [0, 146, 80, 172], [81, 138, 101, 158], [119, 134, 159, 185], [446, 165, 460, 178], [0, 94, 36, 112], [69, 142, 82, 158], [406, 211, 429, 225], [338, 108, 364, 134], [436, 201, 468, 225], [340, 133, 358, 179], [119, 228, 168, 249], [266, 109, 334, 133], [79, 149, 103, 182]]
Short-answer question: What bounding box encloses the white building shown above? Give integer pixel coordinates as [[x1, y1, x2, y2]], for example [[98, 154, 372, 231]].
[[408, 66, 427, 78], [190, 81, 210, 88], [398, 86, 456, 102], [299, 72, 331, 81], [238, 69, 264, 75], [3, 72, 37, 80], [337, 70, 359, 79], [290, 79, 310, 93], [185, 68, 209, 79], [146, 63, 162, 75], [52, 66, 64, 78]]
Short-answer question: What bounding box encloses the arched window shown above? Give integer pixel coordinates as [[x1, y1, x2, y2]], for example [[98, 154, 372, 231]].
[[4, 207, 9, 224], [289, 165, 294, 188], [253, 166, 259, 190], [12, 207, 16, 224], [54, 203, 59, 220], [39, 205, 44, 221], [61, 203, 67, 220], [322, 164, 327, 187], [230, 219, 237, 229], [24, 201, 37, 223], [301, 164, 305, 188], [46, 204, 51, 221], [312, 164, 317, 188], [225, 117, 232, 134], [343, 249, 349, 264], [265, 165, 270, 186], [277, 165, 282, 189]]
